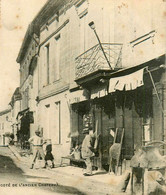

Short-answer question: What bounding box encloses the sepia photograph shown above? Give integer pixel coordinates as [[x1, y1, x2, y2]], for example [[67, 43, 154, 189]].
[[0, 0, 166, 194]]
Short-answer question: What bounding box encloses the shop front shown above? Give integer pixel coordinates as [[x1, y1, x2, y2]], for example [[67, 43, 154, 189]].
[[71, 60, 166, 172], [16, 108, 34, 149]]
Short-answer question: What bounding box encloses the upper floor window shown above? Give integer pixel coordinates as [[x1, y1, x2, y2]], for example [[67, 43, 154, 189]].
[[130, 30, 155, 49], [45, 44, 50, 84], [74, 0, 89, 19], [54, 35, 60, 81]]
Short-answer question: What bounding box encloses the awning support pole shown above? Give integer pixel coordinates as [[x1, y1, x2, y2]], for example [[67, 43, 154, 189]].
[[146, 67, 164, 114]]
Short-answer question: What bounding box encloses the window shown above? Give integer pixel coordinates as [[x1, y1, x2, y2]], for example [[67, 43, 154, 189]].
[[55, 101, 61, 144], [45, 44, 50, 84], [45, 104, 50, 138], [130, 30, 155, 48], [54, 35, 60, 81], [74, 0, 88, 19]]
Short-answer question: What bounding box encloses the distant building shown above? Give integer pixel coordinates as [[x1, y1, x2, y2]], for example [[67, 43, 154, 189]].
[[0, 108, 12, 146], [9, 87, 22, 143]]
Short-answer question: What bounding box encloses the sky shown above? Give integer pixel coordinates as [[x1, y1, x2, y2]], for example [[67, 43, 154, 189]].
[[0, 0, 47, 111]]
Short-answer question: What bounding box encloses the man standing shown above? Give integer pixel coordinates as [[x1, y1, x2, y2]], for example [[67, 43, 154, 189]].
[[28, 129, 45, 169], [81, 127, 95, 176]]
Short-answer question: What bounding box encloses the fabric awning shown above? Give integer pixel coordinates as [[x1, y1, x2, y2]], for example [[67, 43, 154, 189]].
[[108, 68, 145, 93]]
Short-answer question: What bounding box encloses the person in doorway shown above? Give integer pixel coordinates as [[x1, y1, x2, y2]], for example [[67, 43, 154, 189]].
[[43, 139, 55, 169], [81, 127, 95, 176], [28, 129, 45, 169]]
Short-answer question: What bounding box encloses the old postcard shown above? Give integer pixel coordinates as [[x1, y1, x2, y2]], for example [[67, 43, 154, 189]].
[[0, 0, 166, 194]]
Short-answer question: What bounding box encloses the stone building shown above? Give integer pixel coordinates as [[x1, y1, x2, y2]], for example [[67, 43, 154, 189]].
[[0, 108, 12, 146], [16, 0, 166, 167], [9, 87, 22, 143], [16, 24, 40, 148]]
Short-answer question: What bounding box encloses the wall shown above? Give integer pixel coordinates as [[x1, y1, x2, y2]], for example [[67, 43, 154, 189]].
[[29, 61, 39, 137], [38, 0, 166, 93], [20, 37, 38, 87], [11, 100, 21, 142], [72, 0, 166, 72], [162, 70, 166, 153], [87, 0, 166, 68], [38, 90, 71, 162], [152, 70, 166, 149], [20, 80, 29, 111], [38, 11, 71, 99], [19, 34, 38, 111]]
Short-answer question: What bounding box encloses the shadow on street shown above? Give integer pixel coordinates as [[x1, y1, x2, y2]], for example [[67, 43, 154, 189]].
[[0, 154, 86, 195], [0, 154, 24, 175]]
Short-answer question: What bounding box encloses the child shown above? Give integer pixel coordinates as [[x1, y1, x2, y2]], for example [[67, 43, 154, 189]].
[[43, 139, 55, 168]]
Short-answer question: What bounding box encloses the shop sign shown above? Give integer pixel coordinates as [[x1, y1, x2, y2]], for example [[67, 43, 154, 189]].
[[69, 90, 88, 104]]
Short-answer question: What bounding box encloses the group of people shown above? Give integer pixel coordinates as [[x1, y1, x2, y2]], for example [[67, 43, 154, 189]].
[[28, 127, 97, 176], [28, 129, 55, 169]]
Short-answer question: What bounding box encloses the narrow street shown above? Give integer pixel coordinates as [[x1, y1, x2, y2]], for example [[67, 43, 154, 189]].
[[0, 147, 87, 195], [0, 147, 115, 195], [0, 1, 166, 195]]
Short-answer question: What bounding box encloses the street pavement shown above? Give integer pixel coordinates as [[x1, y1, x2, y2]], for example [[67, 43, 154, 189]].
[[0, 147, 126, 195], [0, 147, 87, 195]]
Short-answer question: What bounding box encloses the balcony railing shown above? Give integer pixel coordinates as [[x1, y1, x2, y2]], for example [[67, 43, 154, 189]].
[[75, 43, 123, 80]]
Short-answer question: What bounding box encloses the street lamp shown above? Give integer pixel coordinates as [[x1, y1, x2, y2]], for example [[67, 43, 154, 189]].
[[88, 21, 112, 70]]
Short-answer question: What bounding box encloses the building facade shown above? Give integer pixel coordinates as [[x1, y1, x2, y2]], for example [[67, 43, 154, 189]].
[[16, 0, 166, 167], [9, 87, 22, 143], [0, 108, 12, 146], [16, 26, 40, 148]]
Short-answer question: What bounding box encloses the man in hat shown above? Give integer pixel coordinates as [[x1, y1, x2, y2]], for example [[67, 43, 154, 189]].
[[28, 129, 45, 169], [81, 127, 95, 176]]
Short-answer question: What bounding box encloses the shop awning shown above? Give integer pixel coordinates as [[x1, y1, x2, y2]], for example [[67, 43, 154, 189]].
[[108, 68, 145, 93]]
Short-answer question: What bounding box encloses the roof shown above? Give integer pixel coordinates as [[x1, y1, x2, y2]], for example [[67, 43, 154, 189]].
[[16, 23, 36, 63], [16, 0, 70, 63]]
